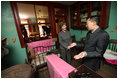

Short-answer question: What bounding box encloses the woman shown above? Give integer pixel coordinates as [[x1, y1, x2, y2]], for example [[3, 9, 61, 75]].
[[58, 22, 72, 64]]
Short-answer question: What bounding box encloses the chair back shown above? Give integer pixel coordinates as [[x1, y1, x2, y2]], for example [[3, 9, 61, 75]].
[[108, 39, 117, 52]]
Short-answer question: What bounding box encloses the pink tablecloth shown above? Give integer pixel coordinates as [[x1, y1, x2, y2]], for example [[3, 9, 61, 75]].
[[27, 39, 53, 53], [46, 54, 75, 78]]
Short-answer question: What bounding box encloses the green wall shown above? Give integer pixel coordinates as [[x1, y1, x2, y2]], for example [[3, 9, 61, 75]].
[[1, 1, 27, 68], [105, 1, 117, 40], [69, 1, 117, 41]]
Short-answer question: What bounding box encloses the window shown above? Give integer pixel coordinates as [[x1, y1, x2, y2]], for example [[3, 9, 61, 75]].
[[17, 2, 52, 43], [11, 1, 69, 48]]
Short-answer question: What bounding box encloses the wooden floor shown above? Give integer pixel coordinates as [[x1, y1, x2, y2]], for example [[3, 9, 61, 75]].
[[36, 57, 117, 78], [96, 63, 117, 78]]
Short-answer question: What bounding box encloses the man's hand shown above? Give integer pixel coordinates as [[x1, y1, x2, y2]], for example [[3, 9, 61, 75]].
[[74, 52, 86, 60]]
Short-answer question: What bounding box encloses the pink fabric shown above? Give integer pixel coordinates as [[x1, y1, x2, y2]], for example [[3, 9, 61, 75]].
[[27, 39, 53, 53], [46, 54, 76, 78], [105, 59, 117, 65]]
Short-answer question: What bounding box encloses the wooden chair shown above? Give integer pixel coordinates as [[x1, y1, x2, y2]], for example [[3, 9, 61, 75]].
[[108, 39, 117, 52], [102, 39, 117, 66]]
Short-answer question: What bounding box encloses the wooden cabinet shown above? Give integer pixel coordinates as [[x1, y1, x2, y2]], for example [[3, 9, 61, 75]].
[[78, 2, 90, 28], [54, 7, 68, 34], [70, 3, 78, 28], [71, 1, 111, 29]]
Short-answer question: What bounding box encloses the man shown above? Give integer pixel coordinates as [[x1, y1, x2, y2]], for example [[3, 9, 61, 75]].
[[68, 16, 109, 71]]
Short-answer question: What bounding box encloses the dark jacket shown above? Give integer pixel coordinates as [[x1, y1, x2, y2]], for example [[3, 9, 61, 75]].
[[76, 28, 109, 71]]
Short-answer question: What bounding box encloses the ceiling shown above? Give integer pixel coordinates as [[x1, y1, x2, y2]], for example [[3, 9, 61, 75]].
[[50, 1, 78, 6]]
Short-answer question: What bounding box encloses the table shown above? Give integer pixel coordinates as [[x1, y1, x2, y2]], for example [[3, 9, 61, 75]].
[[1, 64, 32, 78], [69, 65, 102, 78], [46, 54, 75, 78]]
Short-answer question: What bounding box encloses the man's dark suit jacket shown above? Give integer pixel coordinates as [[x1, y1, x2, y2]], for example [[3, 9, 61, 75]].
[[76, 27, 109, 71]]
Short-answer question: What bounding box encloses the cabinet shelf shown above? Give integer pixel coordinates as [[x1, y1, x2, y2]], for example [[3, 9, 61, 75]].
[[71, 1, 110, 29], [80, 9, 88, 13], [92, 7, 102, 12]]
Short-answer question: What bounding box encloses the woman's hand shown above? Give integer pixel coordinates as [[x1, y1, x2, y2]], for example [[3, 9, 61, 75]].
[[67, 42, 77, 50], [67, 46, 71, 50], [70, 42, 77, 47]]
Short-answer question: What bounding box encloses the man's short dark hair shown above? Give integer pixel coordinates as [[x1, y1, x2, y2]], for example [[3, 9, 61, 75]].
[[88, 16, 100, 25]]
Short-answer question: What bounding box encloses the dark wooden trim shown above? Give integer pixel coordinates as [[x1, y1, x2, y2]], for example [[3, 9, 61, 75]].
[[49, 5, 57, 38], [66, 7, 69, 30], [21, 23, 50, 25], [78, 2, 89, 28], [15, 1, 67, 7], [54, 15, 66, 17], [100, 1, 111, 28], [105, 1, 111, 28], [70, 2, 79, 29], [10, 1, 25, 48], [51, 2, 67, 8], [34, 4, 38, 25], [70, 5, 73, 28], [88, 2, 91, 17]]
